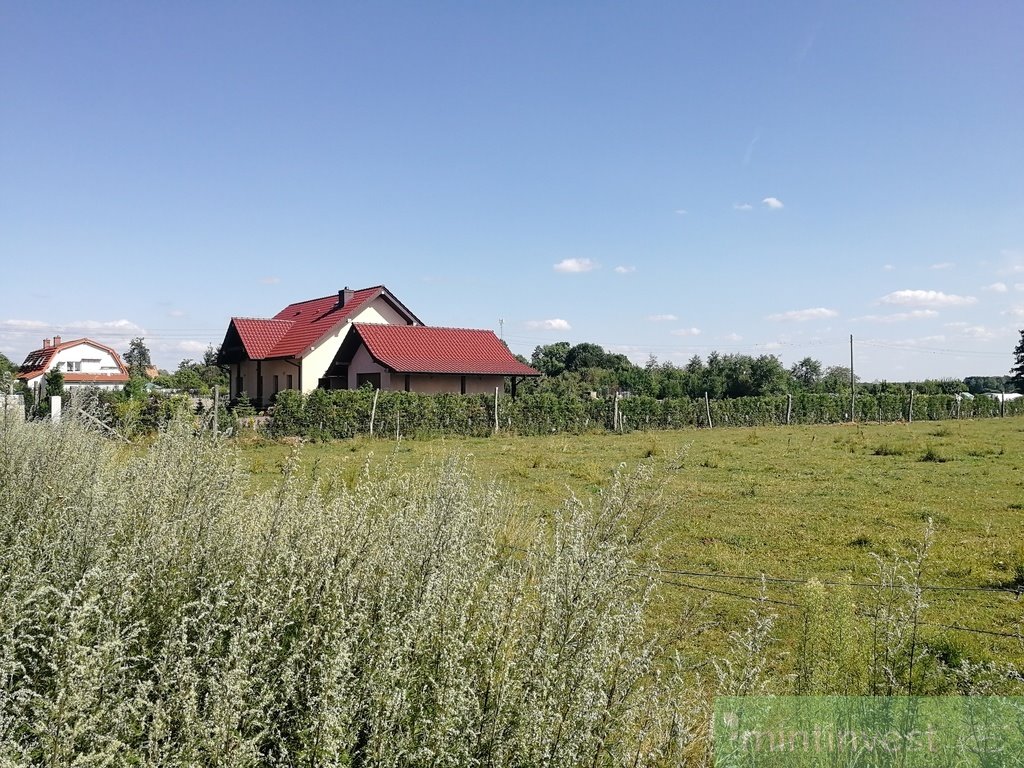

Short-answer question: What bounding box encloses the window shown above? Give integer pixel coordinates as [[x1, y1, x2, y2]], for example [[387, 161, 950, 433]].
[[236, 375, 243, 395], [286, 374, 293, 389], [273, 375, 279, 394], [356, 372, 381, 390]]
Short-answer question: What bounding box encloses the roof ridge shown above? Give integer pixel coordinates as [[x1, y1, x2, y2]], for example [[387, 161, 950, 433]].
[[281, 285, 385, 307], [354, 323, 493, 333]]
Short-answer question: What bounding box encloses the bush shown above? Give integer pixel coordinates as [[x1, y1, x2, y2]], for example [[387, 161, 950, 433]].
[[0, 414, 681, 765]]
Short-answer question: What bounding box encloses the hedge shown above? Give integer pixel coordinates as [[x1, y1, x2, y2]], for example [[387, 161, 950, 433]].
[[267, 389, 1024, 440]]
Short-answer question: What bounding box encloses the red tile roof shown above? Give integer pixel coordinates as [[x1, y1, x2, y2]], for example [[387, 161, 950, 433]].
[[17, 338, 129, 380], [63, 372, 130, 384], [351, 324, 541, 376], [231, 318, 293, 359], [228, 286, 423, 360]]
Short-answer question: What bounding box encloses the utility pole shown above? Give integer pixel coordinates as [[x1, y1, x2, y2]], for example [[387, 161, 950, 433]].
[[499, 318, 504, 341], [849, 334, 855, 422]]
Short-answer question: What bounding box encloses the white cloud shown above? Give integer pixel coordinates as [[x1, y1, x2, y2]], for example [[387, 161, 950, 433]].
[[762, 197, 784, 210], [733, 203, 753, 211], [856, 310, 939, 323], [674, 209, 688, 215], [167, 309, 187, 317], [260, 276, 280, 285], [613, 265, 636, 274], [930, 262, 954, 270], [172, 340, 209, 354], [1015, 283, 1024, 292], [879, 289, 977, 308], [66, 319, 145, 332], [723, 332, 743, 342], [983, 282, 1008, 293], [1004, 307, 1024, 319], [1, 319, 48, 330], [647, 314, 677, 322], [671, 327, 702, 337], [964, 326, 996, 340], [767, 307, 838, 322], [763, 341, 783, 350], [553, 258, 596, 273], [525, 318, 572, 331], [882, 264, 895, 272]]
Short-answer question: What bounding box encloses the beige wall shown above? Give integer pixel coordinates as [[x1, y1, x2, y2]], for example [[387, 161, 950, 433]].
[[405, 374, 505, 394], [347, 342, 506, 394], [347, 345, 393, 390], [232, 359, 300, 404], [298, 295, 414, 394]]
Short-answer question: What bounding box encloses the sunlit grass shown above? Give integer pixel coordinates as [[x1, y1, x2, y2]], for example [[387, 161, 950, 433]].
[[242, 417, 1024, 664]]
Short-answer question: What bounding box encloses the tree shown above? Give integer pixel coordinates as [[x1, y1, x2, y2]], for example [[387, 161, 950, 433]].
[[44, 368, 64, 399], [790, 357, 823, 390], [0, 352, 15, 379], [123, 337, 152, 378], [530, 342, 571, 377], [563, 343, 608, 372], [821, 366, 856, 393], [1012, 330, 1024, 393]]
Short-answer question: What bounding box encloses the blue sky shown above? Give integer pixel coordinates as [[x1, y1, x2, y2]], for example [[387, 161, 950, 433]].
[[2, 2, 1022, 380]]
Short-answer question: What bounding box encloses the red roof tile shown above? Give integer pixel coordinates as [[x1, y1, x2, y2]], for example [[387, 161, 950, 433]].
[[351, 324, 541, 376], [225, 286, 423, 361], [62, 372, 130, 384], [17, 338, 129, 380], [231, 318, 294, 359]]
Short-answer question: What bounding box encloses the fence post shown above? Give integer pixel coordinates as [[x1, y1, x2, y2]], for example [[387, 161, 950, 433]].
[[908, 389, 914, 424], [786, 393, 792, 425], [369, 388, 379, 436], [494, 387, 499, 433], [705, 391, 713, 429]]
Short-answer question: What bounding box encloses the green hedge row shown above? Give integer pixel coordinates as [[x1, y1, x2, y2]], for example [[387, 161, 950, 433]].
[[268, 389, 1024, 440]]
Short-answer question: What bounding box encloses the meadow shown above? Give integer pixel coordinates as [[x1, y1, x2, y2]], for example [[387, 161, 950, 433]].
[[243, 418, 1024, 667], [3, 412, 1023, 765]]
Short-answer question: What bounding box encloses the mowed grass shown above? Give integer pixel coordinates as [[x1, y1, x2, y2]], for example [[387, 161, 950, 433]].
[[240, 417, 1024, 665]]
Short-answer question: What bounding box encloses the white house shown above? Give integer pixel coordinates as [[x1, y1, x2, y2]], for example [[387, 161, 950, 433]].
[[17, 336, 130, 392]]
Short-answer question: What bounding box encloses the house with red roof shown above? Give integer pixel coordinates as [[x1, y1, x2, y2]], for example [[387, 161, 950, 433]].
[[217, 285, 539, 407], [217, 286, 421, 406], [336, 323, 540, 396], [17, 336, 130, 392]]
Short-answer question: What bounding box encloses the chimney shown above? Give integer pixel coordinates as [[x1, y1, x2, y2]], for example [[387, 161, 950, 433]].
[[43, 338, 51, 349], [338, 286, 354, 307], [53, 335, 62, 347]]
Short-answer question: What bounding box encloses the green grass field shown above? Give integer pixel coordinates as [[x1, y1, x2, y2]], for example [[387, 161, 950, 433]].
[[240, 417, 1024, 668]]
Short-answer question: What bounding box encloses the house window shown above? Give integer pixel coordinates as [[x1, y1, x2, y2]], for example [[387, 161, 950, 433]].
[[236, 375, 243, 395], [286, 374, 293, 389], [273, 375, 279, 394], [356, 372, 381, 390]]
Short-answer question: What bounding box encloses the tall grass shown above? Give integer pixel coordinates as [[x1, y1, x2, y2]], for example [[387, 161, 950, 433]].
[[0, 415, 685, 766], [3, 416, 1022, 766]]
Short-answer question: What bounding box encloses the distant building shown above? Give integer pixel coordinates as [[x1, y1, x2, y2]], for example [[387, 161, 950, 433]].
[[335, 323, 539, 396], [17, 336, 129, 392], [217, 285, 539, 408]]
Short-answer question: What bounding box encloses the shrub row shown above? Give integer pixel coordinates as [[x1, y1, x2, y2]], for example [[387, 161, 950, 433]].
[[269, 388, 1024, 439]]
